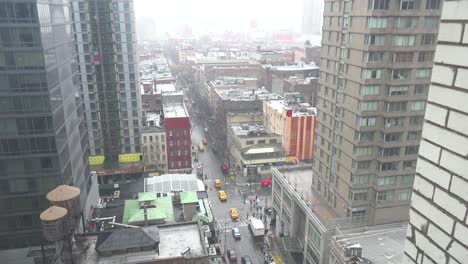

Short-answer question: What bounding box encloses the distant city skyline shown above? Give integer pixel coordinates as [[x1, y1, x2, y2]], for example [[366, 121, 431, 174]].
[[134, 0, 303, 36]]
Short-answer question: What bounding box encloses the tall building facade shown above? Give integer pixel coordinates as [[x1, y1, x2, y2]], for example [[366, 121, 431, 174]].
[[0, 0, 91, 248], [71, 0, 142, 166], [302, 0, 323, 35], [314, 0, 442, 225], [404, 1, 468, 263]]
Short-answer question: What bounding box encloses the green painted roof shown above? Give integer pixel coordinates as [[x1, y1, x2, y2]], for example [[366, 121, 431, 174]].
[[180, 191, 198, 204], [123, 199, 140, 224], [154, 196, 174, 222], [123, 196, 174, 224], [128, 208, 166, 224], [138, 192, 157, 202]]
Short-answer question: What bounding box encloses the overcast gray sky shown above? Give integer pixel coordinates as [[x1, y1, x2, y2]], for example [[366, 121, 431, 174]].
[[134, 0, 302, 35]]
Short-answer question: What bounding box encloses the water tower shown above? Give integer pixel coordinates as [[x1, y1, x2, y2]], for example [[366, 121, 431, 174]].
[[40, 206, 69, 242], [46, 185, 81, 218]]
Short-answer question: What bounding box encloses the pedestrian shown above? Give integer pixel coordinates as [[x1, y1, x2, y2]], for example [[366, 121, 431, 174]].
[[247, 212, 249, 219]]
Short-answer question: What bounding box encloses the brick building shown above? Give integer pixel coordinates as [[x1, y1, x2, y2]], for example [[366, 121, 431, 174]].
[[162, 92, 192, 173], [403, 1, 468, 264]]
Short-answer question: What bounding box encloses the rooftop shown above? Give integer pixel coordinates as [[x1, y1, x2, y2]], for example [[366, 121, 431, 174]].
[[144, 174, 205, 195], [75, 223, 205, 263], [163, 102, 188, 118], [216, 88, 282, 101], [332, 223, 407, 264], [231, 123, 277, 138], [267, 98, 317, 117], [274, 165, 339, 226], [272, 62, 319, 72]]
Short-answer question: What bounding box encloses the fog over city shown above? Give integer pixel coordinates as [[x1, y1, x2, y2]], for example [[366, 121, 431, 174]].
[[134, 0, 302, 36]]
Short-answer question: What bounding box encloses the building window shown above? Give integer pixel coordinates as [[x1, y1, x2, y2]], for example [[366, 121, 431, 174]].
[[380, 162, 399, 171], [143, 136, 147, 143], [388, 86, 409, 96], [414, 84, 428, 95], [359, 101, 379, 112], [424, 16, 439, 29], [392, 35, 416, 46], [246, 140, 254, 145], [394, 17, 418, 28], [386, 102, 407, 112], [360, 85, 380, 96], [421, 34, 437, 45], [426, 0, 441, 9], [352, 160, 372, 171], [403, 160, 417, 170], [401, 175, 415, 184], [178, 161, 182, 167], [376, 176, 396, 185], [392, 69, 411, 80], [405, 145, 419, 155], [365, 34, 385, 45], [409, 116, 424, 126], [381, 147, 400, 157], [169, 130, 173, 137], [177, 150, 181, 156], [383, 133, 401, 142], [393, 52, 414, 63], [351, 175, 369, 184], [399, 0, 418, 9], [356, 132, 375, 142], [363, 52, 384, 62], [377, 190, 394, 202], [367, 17, 387, 28], [411, 101, 426, 111], [170, 161, 174, 167], [357, 117, 377, 127], [368, 0, 389, 9], [169, 140, 173, 147], [407, 131, 422, 141], [349, 189, 368, 201], [399, 189, 412, 201], [354, 146, 373, 157], [362, 69, 382, 79], [418, 51, 434, 62], [416, 68, 431, 78]]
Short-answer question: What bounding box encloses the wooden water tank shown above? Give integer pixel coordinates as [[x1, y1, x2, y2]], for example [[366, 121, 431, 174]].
[[47, 185, 81, 218], [40, 206, 69, 242]]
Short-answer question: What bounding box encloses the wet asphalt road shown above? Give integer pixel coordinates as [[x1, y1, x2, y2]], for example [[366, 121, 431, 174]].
[[190, 115, 267, 264]]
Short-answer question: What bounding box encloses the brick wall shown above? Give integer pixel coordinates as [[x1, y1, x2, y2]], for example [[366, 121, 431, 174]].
[[403, 1, 468, 264]]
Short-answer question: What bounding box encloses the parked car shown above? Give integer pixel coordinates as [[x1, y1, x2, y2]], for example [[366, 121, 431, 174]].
[[227, 249, 237, 262], [232, 227, 241, 239], [218, 190, 227, 201], [241, 256, 253, 264]]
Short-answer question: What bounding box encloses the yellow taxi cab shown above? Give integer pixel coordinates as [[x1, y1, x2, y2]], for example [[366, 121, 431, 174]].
[[198, 143, 205, 152], [230, 208, 238, 220], [218, 190, 227, 201], [214, 179, 221, 188], [202, 138, 208, 145]]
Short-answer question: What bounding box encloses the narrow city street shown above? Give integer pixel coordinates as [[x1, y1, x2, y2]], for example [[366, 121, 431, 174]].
[[190, 113, 269, 263]]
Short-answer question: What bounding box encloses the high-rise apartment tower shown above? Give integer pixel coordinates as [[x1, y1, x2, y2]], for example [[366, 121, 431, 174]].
[[0, 0, 91, 248], [71, 0, 142, 167], [314, 0, 442, 225]]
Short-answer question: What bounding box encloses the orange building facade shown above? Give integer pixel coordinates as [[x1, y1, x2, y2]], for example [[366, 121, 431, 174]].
[[264, 100, 316, 162]]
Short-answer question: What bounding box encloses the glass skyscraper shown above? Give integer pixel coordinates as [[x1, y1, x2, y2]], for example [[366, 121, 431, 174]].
[[0, 0, 91, 248]]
